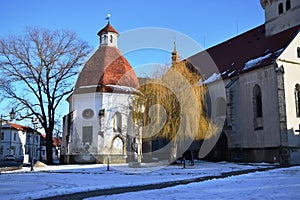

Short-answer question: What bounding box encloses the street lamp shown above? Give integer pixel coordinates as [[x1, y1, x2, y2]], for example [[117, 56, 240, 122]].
[[9, 108, 16, 155], [9, 109, 16, 121], [31, 117, 38, 171], [0, 115, 3, 156]]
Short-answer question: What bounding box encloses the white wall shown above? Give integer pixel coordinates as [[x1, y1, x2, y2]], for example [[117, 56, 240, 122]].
[[68, 91, 134, 156], [277, 32, 300, 147]]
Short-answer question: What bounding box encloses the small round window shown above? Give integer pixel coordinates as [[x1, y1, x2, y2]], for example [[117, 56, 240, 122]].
[[82, 109, 94, 119]]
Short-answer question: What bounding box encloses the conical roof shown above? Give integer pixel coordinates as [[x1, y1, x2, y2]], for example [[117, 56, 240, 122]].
[[97, 22, 119, 36], [74, 46, 139, 94]]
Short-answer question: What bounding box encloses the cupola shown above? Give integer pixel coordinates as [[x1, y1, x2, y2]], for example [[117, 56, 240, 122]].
[[97, 22, 119, 47]]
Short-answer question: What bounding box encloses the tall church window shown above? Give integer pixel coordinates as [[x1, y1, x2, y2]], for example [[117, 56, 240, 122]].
[[278, 3, 284, 15], [297, 47, 300, 58], [286, 0, 291, 11], [253, 85, 263, 118], [295, 84, 300, 117], [113, 112, 122, 132], [110, 35, 113, 43], [253, 85, 263, 130]]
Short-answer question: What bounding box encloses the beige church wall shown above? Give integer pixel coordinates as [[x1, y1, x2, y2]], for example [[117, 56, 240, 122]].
[[231, 65, 281, 148], [277, 32, 300, 148]]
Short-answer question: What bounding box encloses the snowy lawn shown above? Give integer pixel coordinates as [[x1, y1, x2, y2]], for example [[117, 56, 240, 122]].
[[0, 161, 277, 200], [88, 166, 300, 200]]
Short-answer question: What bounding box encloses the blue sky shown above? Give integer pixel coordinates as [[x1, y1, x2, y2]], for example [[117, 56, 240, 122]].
[[0, 0, 264, 48], [0, 0, 265, 123]]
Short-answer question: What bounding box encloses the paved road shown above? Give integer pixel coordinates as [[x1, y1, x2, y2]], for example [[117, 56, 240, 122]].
[[38, 166, 279, 200]]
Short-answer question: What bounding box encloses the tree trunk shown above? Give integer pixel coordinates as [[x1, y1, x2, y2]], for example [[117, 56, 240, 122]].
[[45, 128, 54, 165], [169, 140, 178, 164]]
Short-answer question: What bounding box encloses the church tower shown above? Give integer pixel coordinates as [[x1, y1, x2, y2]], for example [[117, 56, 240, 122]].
[[171, 42, 179, 65], [260, 0, 300, 36]]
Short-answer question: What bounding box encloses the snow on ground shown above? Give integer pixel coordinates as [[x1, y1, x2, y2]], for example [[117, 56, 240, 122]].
[[88, 166, 300, 200], [0, 161, 277, 200]]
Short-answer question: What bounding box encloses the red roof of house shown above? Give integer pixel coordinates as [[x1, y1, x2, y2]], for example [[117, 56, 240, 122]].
[[74, 46, 139, 93], [8, 123, 29, 131], [188, 24, 300, 79], [41, 134, 61, 147], [97, 22, 119, 36]]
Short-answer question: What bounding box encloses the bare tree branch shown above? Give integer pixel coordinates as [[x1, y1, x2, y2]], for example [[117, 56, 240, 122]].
[[0, 27, 91, 164]]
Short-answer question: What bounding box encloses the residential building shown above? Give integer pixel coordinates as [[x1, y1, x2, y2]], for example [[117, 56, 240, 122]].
[[0, 122, 41, 162]]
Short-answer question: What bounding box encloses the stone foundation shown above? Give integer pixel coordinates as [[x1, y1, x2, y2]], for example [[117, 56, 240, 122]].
[[60, 154, 127, 164]]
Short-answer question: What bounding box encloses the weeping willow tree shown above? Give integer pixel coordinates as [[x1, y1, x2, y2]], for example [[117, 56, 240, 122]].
[[133, 60, 216, 162]]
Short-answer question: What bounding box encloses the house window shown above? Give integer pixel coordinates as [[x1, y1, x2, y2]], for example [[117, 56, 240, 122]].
[[286, 0, 291, 11], [19, 145, 22, 155], [113, 112, 122, 132], [0, 147, 3, 155], [110, 35, 113, 43], [278, 3, 284, 15], [13, 132, 16, 141], [1, 133, 4, 140], [297, 47, 300, 58], [82, 126, 93, 144], [295, 84, 300, 117]]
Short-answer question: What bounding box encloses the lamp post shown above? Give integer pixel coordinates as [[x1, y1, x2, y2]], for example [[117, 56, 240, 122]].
[[31, 117, 38, 171], [8, 109, 16, 155], [0, 115, 3, 156]]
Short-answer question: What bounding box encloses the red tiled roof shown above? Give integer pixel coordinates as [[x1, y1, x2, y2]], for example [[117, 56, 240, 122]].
[[74, 46, 139, 93], [97, 22, 119, 36], [8, 123, 29, 131], [41, 135, 61, 147], [189, 24, 300, 79]]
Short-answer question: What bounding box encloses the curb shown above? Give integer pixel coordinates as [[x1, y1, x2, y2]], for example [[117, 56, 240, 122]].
[[38, 166, 279, 200]]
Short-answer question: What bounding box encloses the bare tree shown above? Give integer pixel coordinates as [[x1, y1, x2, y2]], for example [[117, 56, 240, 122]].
[[0, 27, 91, 164]]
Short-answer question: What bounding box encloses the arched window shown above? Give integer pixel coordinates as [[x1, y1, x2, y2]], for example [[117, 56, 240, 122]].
[[278, 3, 284, 15], [253, 85, 263, 130], [295, 84, 300, 117], [103, 35, 108, 44], [253, 85, 263, 118], [110, 35, 113, 43], [286, 0, 291, 11], [113, 112, 122, 132]]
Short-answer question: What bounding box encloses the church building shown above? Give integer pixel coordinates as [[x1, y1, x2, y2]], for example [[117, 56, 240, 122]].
[[61, 0, 300, 166], [189, 0, 300, 165], [60, 21, 141, 164]]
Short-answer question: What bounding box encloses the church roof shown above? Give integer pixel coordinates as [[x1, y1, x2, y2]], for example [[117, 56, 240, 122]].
[[97, 22, 119, 36], [189, 24, 300, 80], [74, 46, 139, 94]]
